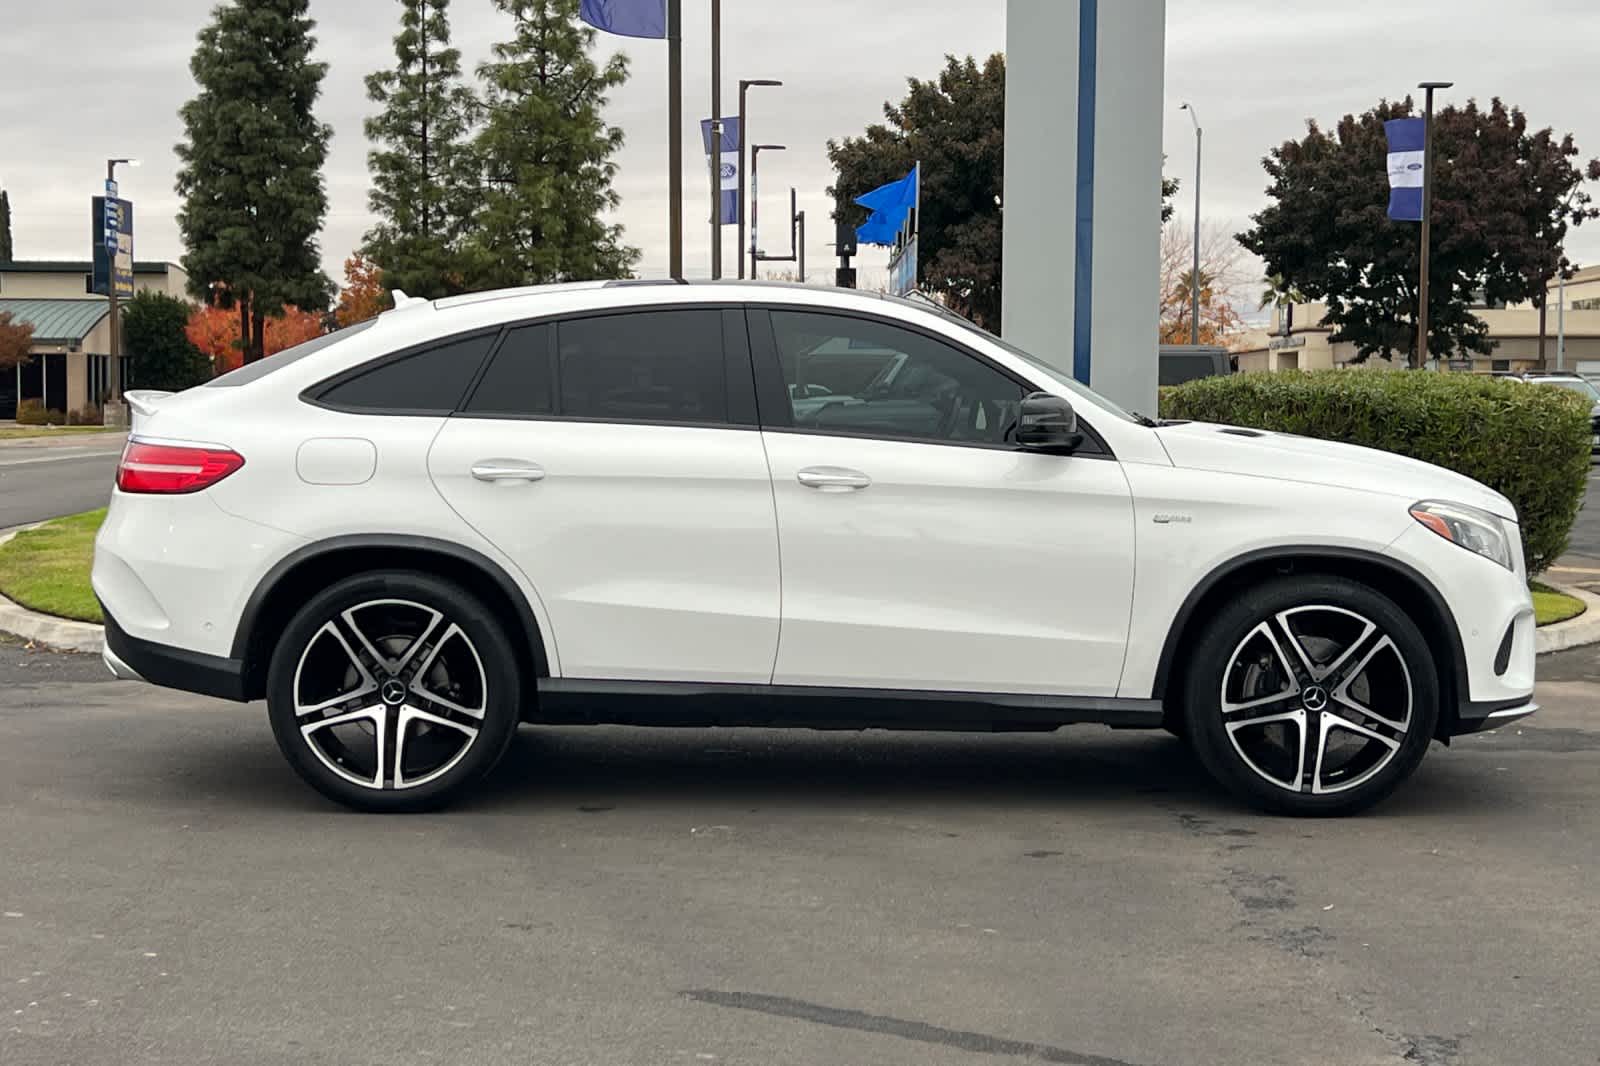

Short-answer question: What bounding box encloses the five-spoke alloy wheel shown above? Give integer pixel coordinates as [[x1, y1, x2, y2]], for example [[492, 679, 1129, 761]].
[[1183, 575, 1439, 816], [267, 572, 521, 812]]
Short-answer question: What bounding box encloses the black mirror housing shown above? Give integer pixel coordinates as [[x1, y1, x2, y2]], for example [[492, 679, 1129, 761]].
[[1016, 392, 1083, 453]]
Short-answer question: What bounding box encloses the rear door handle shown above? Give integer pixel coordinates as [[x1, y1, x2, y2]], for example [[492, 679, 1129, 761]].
[[796, 466, 872, 491], [471, 460, 546, 483]]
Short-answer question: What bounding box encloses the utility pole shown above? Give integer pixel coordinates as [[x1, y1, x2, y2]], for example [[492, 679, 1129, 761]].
[[1415, 81, 1452, 369], [736, 79, 782, 280], [1179, 103, 1202, 345]]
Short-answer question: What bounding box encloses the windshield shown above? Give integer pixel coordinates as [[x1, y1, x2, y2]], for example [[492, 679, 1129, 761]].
[[896, 294, 1145, 424]]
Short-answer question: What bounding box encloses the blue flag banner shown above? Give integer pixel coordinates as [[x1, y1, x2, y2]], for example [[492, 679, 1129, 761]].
[[1385, 117, 1425, 222], [855, 165, 919, 247], [700, 117, 741, 225], [578, 0, 667, 39]]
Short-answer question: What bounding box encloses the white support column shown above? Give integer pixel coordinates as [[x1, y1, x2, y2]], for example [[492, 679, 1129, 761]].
[[1003, 0, 1166, 416]]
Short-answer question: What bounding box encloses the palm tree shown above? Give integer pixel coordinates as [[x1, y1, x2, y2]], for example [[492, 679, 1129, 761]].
[[1260, 273, 1305, 335]]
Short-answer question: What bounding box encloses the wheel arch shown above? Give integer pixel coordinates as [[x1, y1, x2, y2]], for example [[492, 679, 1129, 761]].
[[1152, 546, 1467, 740], [231, 535, 550, 702]]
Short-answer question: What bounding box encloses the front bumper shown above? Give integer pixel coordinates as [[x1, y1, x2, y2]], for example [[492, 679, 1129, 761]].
[[1453, 697, 1539, 735]]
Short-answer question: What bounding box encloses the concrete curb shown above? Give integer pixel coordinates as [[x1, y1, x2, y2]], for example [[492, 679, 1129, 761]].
[[0, 525, 104, 654], [1534, 580, 1600, 655]]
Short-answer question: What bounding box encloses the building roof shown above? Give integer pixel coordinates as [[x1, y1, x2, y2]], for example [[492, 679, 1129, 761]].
[[0, 259, 173, 275], [0, 298, 109, 345]]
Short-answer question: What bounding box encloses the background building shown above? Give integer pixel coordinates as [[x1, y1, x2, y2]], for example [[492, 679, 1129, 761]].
[[0, 260, 189, 419], [1233, 265, 1600, 375]]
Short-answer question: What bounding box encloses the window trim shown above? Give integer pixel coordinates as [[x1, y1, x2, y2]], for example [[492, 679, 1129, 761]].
[[301, 325, 505, 416], [748, 305, 1113, 458]]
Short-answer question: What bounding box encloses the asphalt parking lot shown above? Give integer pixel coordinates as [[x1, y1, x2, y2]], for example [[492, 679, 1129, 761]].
[[2, 636, 1597, 1066]]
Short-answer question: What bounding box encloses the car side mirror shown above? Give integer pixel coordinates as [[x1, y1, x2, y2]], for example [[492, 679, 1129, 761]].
[[1016, 392, 1083, 453]]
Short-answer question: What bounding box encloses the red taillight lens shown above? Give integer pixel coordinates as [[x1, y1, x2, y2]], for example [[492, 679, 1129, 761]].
[[116, 440, 245, 494]]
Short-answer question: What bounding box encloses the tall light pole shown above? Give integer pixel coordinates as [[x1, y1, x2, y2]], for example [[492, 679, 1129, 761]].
[[1415, 80, 1452, 369], [667, 0, 683, 278], [708, 0, 722, 278], [737, 79, 782, 280], [105, 157, 139, 404], [750, 144, 785, 279], [1179, 102, 1202, 346]]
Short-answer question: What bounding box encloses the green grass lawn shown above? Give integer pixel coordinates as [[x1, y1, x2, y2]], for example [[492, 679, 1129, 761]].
[[1531, 581, 1586, 627], [0, 509, 106, 623], [0, 506, 1590, 633], [0, 426, 120, 441]]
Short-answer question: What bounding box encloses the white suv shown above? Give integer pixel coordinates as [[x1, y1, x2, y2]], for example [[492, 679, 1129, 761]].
[[94, 281, 1537, 814]]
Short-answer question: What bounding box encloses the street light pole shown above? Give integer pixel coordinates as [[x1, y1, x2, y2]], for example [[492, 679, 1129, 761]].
[[708, 0, 721, 279], [1179, 103, 1202, 346], [1556, 185, 1580, 371], [750, 144, 785, 279], [1416, 81, 1453, 370], [737, 79, 782, 280], [104, 157, 139, 405], [667, 0, 683, 278]]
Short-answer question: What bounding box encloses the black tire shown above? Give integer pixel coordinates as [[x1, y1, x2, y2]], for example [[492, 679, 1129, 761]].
[[1182, 574, 1439, 817], [266, 571, 522, 812]]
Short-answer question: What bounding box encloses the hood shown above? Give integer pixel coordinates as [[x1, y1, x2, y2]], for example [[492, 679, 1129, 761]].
[[1155, 421, 1517, 521]]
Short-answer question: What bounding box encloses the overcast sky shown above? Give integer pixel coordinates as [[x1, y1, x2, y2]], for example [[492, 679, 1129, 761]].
[[3, 0, 1599, 293]]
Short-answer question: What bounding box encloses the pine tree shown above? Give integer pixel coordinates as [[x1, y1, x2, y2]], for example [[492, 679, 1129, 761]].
[[363, 0, 480, 300], [0, 190, 13, 262], [175, 0, 333, 364], [467, 0, 639, 287]]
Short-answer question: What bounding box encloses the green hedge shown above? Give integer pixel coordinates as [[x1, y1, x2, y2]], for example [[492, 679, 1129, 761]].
[[1159, 371, 1591, 574]]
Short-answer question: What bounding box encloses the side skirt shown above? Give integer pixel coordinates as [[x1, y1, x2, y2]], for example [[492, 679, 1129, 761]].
[[533, 679, 1165, 732]]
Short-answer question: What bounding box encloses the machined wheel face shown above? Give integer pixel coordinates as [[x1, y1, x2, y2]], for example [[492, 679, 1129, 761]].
[[1220, 605, 1413, 796], [292, 598, 488, 792]]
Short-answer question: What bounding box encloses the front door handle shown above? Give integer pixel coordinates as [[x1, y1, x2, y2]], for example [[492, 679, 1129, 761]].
[[796, 466, 872, 491], [471, 460, 546, 483]]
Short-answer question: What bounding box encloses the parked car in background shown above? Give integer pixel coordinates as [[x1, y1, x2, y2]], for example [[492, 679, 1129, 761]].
[[96, 281, 1535, 816], [1511, 371, 1600, 457], [1159, 345, 1234, 387]]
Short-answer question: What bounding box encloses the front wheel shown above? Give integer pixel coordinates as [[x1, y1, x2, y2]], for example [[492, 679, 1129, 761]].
[[266, 571, 522, 812], [1182, 575, 1439, 816]]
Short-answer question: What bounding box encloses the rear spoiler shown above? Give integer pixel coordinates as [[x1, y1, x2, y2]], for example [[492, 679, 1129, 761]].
[[124, 390, 173, 435]]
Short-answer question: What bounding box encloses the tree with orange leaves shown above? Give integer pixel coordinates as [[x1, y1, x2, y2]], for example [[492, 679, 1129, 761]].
[[335, 254, 392, 327], [187, 302, 326, 375]]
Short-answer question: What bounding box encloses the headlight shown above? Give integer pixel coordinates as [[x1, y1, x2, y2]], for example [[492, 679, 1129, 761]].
[[1410, 501, 1514, 570]]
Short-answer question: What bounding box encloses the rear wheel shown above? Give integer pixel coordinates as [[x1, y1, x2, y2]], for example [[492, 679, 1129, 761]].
[[1182, 575, 1439, 816], [266, 571, 521, 812]]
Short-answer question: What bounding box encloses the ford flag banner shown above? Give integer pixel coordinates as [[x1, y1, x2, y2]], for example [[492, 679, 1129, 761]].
[[578, 0, 666, 39], [700, 117, 740, 225], [1385, 117, 1425, 222]]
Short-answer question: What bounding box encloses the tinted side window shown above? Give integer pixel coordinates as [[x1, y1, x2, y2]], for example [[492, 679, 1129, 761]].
[[316, 333, 496, 413], [464, 324, 553, 416], [769, 311, 1024, 445], [557, 311, 726, 424]]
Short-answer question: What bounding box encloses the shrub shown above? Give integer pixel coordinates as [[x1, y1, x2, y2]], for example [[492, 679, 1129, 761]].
[[67, 405, 103, 427], [1159, 370, 1591, 574], [15, 399, 66, 426]]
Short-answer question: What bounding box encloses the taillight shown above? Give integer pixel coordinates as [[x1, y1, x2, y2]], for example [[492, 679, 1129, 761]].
[[116, 440, 245, 494]]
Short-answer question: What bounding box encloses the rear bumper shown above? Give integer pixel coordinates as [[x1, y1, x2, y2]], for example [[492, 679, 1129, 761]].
[[102, 608, 249, 703]]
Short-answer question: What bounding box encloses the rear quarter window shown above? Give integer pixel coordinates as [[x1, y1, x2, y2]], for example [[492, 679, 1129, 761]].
[[308, 332, 498, 414], [207, 320, 378, 388]]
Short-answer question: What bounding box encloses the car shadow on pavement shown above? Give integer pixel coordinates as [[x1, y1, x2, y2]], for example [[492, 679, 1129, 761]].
[[465, 725, 1238, 814], [111, 716, 1535, 819]]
